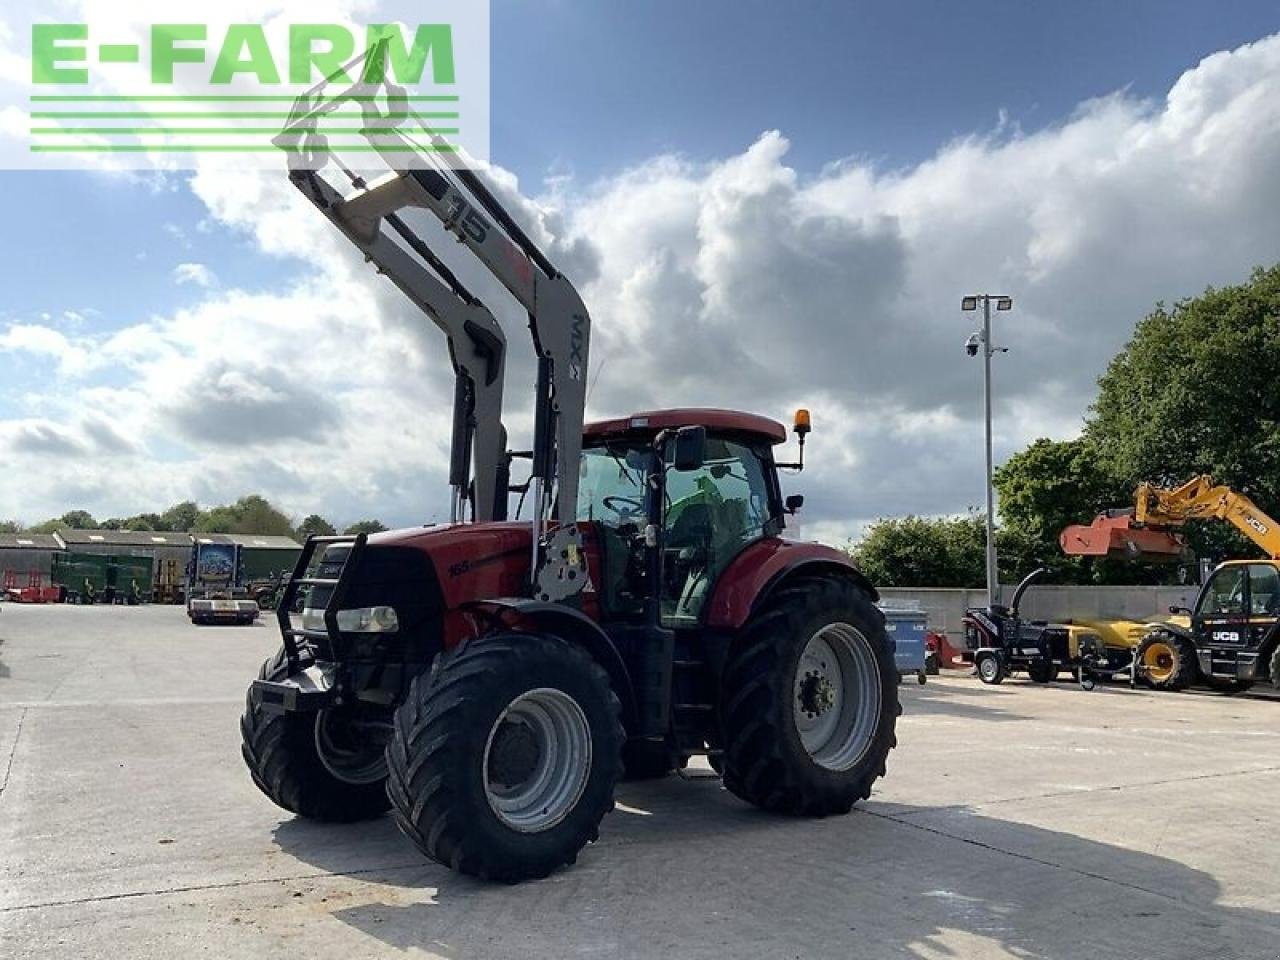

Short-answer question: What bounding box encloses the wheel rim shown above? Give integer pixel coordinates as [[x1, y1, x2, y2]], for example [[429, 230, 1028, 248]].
[[314, 710, 390, 785], [979, 657, 998, 681], [793, 623, 882, 772], [483, 687, 592, 833], [1143, 641, 1176, 682]]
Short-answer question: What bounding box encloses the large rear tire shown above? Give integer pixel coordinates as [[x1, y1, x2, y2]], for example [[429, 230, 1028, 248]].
[[1270, 646, 1280, 690], [240, 650, 392, 822], [1136, 630, 1197, 691], [720, 578, 898, 816], [385, 633, 624, 882]]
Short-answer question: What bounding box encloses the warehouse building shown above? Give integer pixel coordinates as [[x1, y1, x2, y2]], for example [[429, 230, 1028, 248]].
[[58, 529, 194, 571]]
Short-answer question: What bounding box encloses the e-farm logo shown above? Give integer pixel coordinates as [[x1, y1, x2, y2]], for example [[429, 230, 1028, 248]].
[[32, 24, 455, 87], [9, 5, 490, 170]]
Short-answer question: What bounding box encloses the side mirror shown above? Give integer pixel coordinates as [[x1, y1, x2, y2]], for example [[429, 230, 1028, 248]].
[[785, 494, 805, 515], [1169, 605, 1191, 615], [672, 425, 706, 472]]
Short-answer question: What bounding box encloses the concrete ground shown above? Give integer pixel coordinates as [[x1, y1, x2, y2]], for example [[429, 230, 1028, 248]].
[[1, 605, 1277, 960]]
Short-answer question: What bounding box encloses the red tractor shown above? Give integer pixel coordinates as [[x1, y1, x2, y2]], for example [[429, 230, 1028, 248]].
[[241, 59, 898, 882]]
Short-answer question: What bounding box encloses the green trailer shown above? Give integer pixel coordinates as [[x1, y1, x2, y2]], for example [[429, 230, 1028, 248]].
[[52, 552, 153, 603]]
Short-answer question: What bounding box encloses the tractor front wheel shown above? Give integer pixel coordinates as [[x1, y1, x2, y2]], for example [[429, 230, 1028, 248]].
[[1136, 631, 1197, 691], [385, 633, 623, 882], [720, 577, 898, 816], [240, 650, 392, 822]]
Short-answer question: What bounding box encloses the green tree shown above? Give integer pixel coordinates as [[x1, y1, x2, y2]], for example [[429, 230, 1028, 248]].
[[0, 520, 19, 534], [850, 514, 987, 587], [161, 501, 201, 533], [194, 495, 293, 536], [296, 514, 336, 541], [58, 510, 97, 529], [124, 513, 166, 532], [994, 438, 1124, 545], [344, 519, 388, 536], [1088, 265, 1280, 507]]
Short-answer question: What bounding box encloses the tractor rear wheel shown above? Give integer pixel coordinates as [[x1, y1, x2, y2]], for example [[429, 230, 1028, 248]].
[[385, 633, 623, 882], [240, 649, 392, 822], [1270, 646, 1280, 690], [720, 577, 898, 816], [1136, 630, 1197, 691]]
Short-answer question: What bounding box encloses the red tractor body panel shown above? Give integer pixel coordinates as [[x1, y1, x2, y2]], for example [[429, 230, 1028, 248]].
[[704, 538, 871, 630], [364, 524, 863, 638]]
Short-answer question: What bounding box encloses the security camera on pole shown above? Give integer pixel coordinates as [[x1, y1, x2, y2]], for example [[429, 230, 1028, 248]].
[[961, 294, 1012, 608]]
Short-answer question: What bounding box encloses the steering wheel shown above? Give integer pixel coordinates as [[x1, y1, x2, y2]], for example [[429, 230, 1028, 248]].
[[602, 495, 645, 519]]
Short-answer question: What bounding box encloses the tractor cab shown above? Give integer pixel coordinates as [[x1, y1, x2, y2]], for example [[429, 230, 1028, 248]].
[[576, 409, 791, 627]]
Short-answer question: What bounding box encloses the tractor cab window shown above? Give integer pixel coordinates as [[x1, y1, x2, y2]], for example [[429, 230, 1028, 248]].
[[662, 437, 772, 625], [577, 442, 647, 527], [1248, 564, 1280, 615], [1203, 565, 1247, 616]]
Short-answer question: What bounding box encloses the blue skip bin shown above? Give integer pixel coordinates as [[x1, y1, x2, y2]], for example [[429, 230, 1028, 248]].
[[880, 606, 929, 685]]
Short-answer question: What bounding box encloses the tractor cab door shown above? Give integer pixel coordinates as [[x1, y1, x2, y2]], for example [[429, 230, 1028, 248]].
[[660, 436, 774, 627], [576, 441, 650, 621]]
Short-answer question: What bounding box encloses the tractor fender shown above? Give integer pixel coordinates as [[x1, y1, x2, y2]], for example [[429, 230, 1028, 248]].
[[705, 538, 878, 631], [462, 598, 637, 727]]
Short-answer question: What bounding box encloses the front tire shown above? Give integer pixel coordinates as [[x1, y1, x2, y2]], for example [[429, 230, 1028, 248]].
[[977, 652, 1006, 685], [720, 577, 898, 816], [240, 650, 392, 822], [1136, 631, 1197, 691], [385, 633, 623, 882]]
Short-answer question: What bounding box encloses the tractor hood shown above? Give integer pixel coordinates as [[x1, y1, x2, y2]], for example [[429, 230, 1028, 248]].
[[365, 523, 534, 610]]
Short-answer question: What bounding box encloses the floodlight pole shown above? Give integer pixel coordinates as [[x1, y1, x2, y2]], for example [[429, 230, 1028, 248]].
[[962, 294, 1012, 608], [980, 297, 997, 609]]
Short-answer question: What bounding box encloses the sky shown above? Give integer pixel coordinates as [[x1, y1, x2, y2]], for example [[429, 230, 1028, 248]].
[[1, 1, 1279, 541]]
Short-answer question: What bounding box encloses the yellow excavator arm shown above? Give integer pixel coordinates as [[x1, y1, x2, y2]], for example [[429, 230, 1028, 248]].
[[1135, 476, 1280, 560]]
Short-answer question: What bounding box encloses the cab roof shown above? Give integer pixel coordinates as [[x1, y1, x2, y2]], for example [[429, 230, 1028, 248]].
[[583, 408, 788, 445]]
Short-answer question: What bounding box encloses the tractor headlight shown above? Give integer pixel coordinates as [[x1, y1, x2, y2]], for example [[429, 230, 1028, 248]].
[[302, 605, 399, 633]]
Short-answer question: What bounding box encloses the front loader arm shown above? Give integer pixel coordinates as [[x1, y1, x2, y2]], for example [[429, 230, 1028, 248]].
[[336, 168, 591, 527], [277, 49, 593, 598], [1137, 476, 1280, 559], [287, 168, 508, 522]]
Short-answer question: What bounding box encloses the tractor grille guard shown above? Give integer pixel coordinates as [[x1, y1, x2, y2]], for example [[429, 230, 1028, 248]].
[[276, 533, 368, 670]]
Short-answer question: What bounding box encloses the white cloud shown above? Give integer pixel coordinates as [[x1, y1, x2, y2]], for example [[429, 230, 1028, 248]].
[[3, 33, 1280, 541], [172, 263, 217, 288]]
